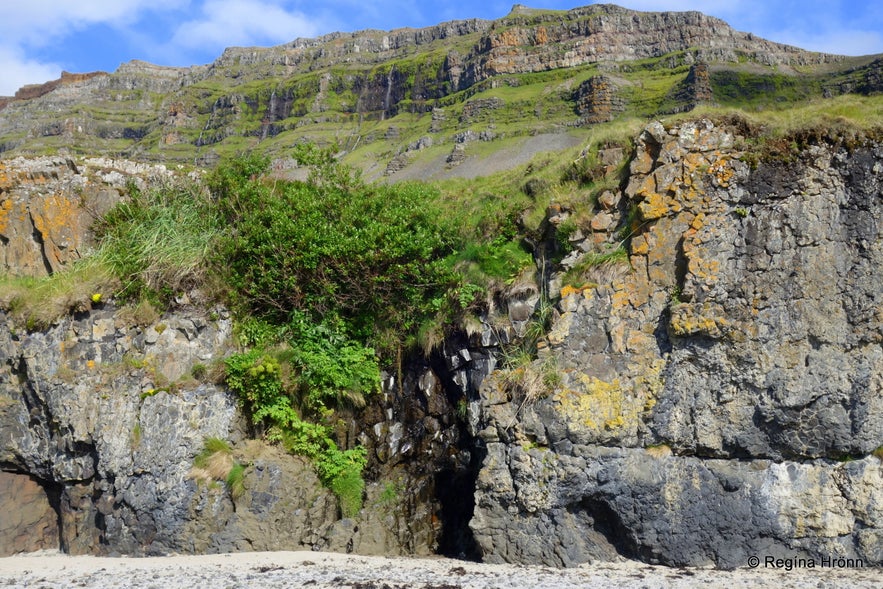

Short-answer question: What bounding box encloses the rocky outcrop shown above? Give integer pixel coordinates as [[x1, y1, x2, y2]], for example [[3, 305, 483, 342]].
[[574, 76, 625, 124], [0, 471, 59, 554], [662, 63, 714, 113], [469, 119, 883, 568], [0, 71, 108, 108], [0, 156, 175, 277], [0, 297, 499, 557], [2, 119, 882, 570], [0, 303, 239, 555]]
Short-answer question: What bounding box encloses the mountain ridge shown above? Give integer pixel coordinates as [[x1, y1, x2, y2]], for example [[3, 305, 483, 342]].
[[0, 3, 880, 175]]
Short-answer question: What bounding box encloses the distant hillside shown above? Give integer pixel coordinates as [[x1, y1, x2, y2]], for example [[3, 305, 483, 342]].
[[0, 3, 881, 178]]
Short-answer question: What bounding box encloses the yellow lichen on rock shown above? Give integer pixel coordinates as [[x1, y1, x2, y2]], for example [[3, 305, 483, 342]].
[[669, 302, 729, 337], [0, 199, 12, 235], [553, 357, 665, 437]]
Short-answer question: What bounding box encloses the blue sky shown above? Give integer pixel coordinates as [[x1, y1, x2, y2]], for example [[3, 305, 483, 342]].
[[2, 1, 882, 96]]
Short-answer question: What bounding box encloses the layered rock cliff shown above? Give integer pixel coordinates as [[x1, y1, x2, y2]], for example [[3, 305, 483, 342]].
[[470, 119, 883, 568], [1, 118, 880, 569], [2, 3, 877, 174]]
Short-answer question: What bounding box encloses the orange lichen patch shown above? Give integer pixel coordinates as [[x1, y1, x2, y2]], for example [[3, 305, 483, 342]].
[[687, 255, 721, 283], [560, 284, 592, 298], [637, 191, 668, 221], [625, 329, 652, 353], [708, 157, 734, 187], [627, 278, 652, 308], [0, 199, 13, 235], [29, 192, 82, 268], [630, 233, 651, 255], [669, 302, 729, 337], [611, 287, 631, 311], [86, 360, 96, 370], [0, 163, 13, 190], [682, 152, 709, 176]]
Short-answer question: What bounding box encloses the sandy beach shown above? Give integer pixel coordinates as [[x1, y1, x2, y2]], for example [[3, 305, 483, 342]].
[[0, 550, 878, 588]]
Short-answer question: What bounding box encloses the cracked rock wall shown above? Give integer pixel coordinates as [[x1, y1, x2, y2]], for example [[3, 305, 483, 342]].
[[470, 119, 883, 568]]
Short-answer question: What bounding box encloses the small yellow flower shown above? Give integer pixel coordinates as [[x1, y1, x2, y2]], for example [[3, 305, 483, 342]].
[[91, 293, 103, 303]]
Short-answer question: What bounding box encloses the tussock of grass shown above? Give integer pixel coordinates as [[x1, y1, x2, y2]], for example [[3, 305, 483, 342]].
[[96, 180, 221, 300], [190, 437, 246, 499], [0, 257, 118, 329], [330, 468, 365, 519]]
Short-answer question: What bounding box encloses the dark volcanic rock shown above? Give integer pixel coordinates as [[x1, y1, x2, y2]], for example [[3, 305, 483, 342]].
[[469, 119, 883, 568]]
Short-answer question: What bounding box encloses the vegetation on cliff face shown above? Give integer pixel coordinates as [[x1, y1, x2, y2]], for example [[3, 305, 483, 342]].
[[15, 144, 537, 515], [2, 99, 882, 516]]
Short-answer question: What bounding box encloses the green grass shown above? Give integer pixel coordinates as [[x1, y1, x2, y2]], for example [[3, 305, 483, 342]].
[[0, 256, 118, 329], [95, 177, 221, 301], [330, 468, 365, 518], [191, 437, 247, 499]]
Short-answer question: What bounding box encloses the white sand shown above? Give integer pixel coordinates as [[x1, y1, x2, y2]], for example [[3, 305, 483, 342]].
[[0, 550, 878, 588]]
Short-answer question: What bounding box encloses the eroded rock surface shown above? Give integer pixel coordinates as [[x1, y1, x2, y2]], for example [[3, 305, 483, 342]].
[[470, 119, 883, 568]]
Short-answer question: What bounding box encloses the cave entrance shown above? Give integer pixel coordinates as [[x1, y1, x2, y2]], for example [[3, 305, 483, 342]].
[[433, 441, 485, 561]]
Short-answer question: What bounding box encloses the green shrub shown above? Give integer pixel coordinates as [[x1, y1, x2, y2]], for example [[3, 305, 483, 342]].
[[214, 152, 456, 343], [224, 350, 297, 430], [225, 334, 372, 517]]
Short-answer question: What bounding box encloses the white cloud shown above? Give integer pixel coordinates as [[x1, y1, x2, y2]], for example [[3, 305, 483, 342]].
[[0, 47, 61, 96], [169, 0, 321, 49], [0, 0, 187, 95], [768, 29, 883, 56], [0, 0, 187, 46]]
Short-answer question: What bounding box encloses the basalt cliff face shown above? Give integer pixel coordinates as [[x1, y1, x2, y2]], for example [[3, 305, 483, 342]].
[[470, 120, 883, 568], [0, 4, 880, 177], [1, 119, 881, 568]]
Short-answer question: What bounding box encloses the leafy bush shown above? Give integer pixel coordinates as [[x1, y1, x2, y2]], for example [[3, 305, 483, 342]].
[[214, 152, 456, 343], [280, 312, 380, 411], [224, 349, 297, 432], [224, 319, 375, 517]]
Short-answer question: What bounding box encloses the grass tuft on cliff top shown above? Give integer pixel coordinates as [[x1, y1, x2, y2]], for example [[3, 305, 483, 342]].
[[0, 256, 119, 330]]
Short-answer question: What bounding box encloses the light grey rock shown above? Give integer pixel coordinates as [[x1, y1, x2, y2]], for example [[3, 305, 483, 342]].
[[470, 120, 883, 568]]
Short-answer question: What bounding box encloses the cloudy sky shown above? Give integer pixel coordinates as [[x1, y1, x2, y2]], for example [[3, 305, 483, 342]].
[[1, 0, 882, 96]]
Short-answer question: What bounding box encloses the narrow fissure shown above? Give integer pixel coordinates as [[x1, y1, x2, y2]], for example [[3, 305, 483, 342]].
[[434, 436, 485, 561], [426, 342, 485, 561], [28, 212, 55, 276], [43, 478, 66, 553]]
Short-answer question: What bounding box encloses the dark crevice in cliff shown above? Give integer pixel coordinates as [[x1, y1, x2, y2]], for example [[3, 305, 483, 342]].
[[28, 212, 55, 277], [653, 310, 672, 355], [434, 438, 485, 560], [15, 356, 53, 435], [42, 478, 65, 552], [424, 342, 487, 561]]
